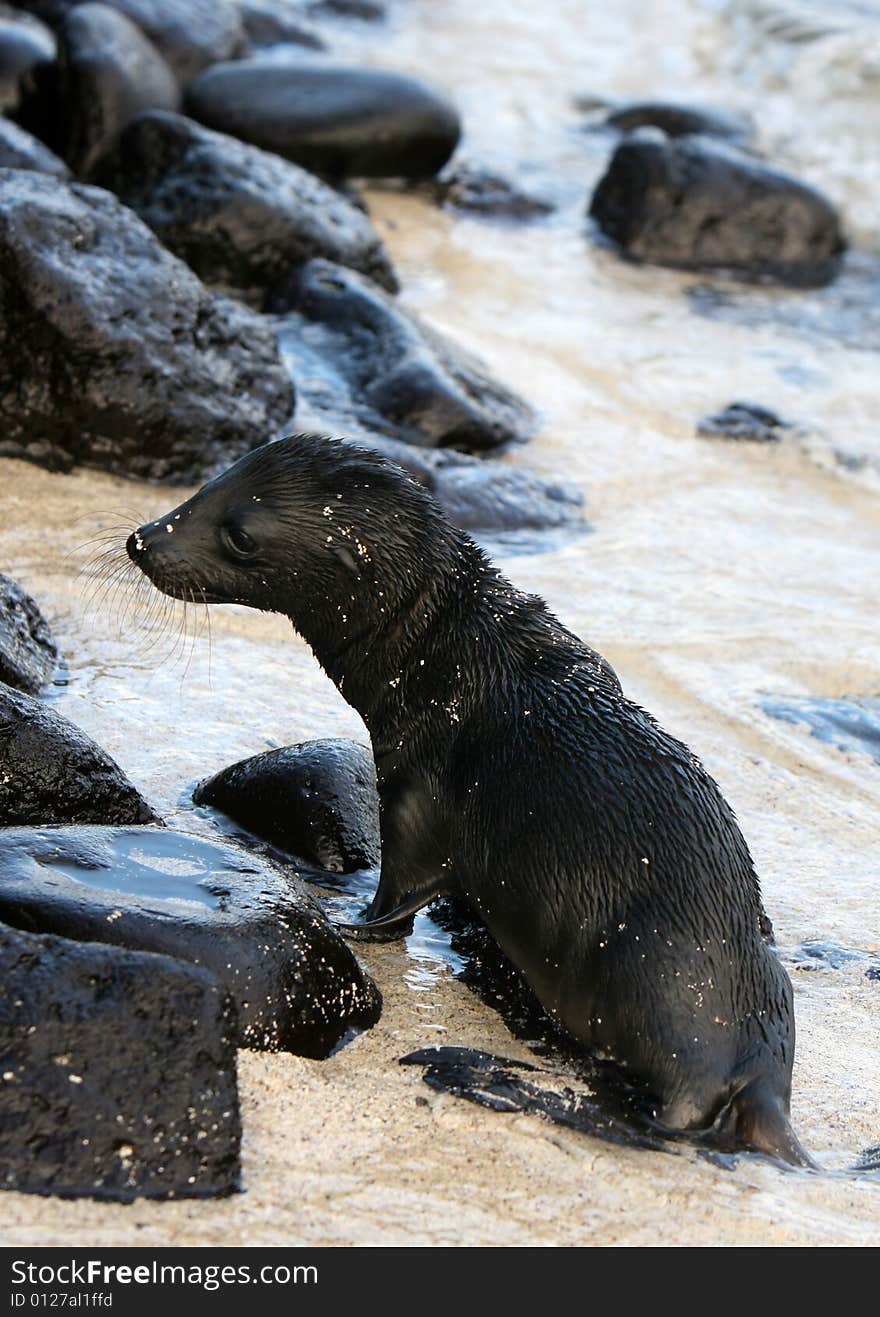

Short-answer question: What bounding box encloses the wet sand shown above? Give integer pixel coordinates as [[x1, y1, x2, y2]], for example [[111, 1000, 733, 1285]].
[[1, 0, 879, 1246]]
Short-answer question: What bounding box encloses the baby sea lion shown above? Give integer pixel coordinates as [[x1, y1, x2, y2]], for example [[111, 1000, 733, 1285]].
[[127, 432, 811, 1167]]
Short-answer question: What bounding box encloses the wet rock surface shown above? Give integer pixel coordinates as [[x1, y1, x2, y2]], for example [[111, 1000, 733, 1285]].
[[0, 574, 58, 693], [0, 921, 240, 1201], [590, 133, 845, 287], [761, 696, 880, 766], [273, 258, 536, 453], [0, 4, 55, 110], [0, 114, 68, 172], [0, 169, 293, 482], [194, 738, 380, 874], [17, 0, 245, 85], [185, 56, 461, 180], [101, 110, 398, 301], [0, 685, 158, 825], [18, 2, 180, 176], [697, 401, 792, 443], [603, 100, 752, 143], [0, 824, 382, 1054]]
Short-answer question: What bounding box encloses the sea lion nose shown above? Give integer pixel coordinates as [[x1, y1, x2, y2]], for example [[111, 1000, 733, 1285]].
[[126, 521, 165, 564], [126, 527, 148, 563]]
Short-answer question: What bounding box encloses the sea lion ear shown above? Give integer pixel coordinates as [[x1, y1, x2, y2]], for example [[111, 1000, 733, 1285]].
[[330, 543, 361, 576]]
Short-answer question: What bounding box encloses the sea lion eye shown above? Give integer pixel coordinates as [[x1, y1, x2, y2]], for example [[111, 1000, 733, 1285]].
[[221, 523, 257, 560]]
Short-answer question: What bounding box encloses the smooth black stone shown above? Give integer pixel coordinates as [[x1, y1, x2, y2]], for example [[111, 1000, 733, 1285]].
[[14, 1, 245, 85], [185, 57, 460, 180], [605, 100, 752, 143], [0, 169, 293, 482], [194, 738, 380, 874], [761, 696, 880, 766], [0, 4, 55, 110], [18, 2, 180, 176], [0, 114, 68, 172], [239, 0, 325, 50], [0, 824, 382, 1054], [423, 161, 554, 221], [0, 684, 158, 825], [697, 401, 791, 443], [0, 921, 240, 1201], [100, 110, 398, 303], [590, 134, 845, 287], [272, 258, 536, 453], [0, 574, 58, 693]]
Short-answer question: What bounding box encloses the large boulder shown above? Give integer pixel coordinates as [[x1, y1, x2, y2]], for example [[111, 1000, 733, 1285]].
[[185, 56, 461, 180], [589, 133, 845, 287], [0, 824, 382, 1055], [0, 574, 58, 693], [0, 169, 293, 481], [194, 738, 380, 873], [14, 1, 244, 84], [273, 258, 536, 453], [0, 3, 55, 110], [0, 922, 240, 1201], [100, 110, 398, 302], [0, 683, 158, 825], [0, 114, 68, 172], [17, 3, 180, 176]]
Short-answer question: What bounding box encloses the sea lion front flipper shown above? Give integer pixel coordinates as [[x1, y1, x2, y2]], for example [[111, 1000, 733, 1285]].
[[337, 886, 442, 942]]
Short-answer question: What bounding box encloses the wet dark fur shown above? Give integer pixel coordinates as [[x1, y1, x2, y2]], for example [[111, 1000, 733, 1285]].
[[127, 432, 810, 1166]]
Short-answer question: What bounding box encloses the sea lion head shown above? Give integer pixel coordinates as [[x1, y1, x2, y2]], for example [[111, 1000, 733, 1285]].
[[126, 431, 461, 644]]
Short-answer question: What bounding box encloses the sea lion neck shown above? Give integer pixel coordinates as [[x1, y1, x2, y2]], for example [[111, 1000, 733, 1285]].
[[289, 523, 495, 734]]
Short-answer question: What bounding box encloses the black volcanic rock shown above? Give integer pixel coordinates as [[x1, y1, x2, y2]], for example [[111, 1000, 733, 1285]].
[[186, 56, 460, 180], [0, 824, 382, 1054], [0, 115, 68, 172], [101, 110, 398, 301], [194, 739, 380, 873], [0, 684, 158, 825], [273, 258, 535, 453], [590, 133, 845, 287], [0, 921, 240, 1201], [17, 3, 180, 176], [0, 575, 58, 693], [0, 169, 293, 481]]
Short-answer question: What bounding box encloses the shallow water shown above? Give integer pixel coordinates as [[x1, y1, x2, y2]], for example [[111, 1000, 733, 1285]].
[[1, 0, 879, 1246]]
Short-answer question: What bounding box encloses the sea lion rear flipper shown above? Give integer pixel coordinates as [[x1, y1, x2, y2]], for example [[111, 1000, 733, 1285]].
[[726, 1080, 816, 1169], [336, 887, 441, 942]]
